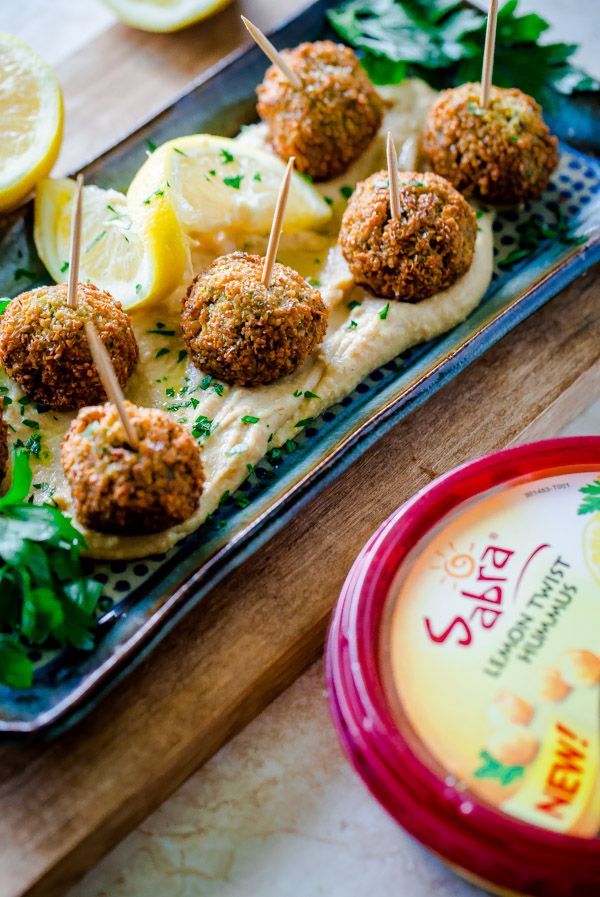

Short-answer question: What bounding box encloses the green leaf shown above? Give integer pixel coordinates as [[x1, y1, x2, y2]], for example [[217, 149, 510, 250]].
[[328, 0, 599, 101], [0, 637, 33, 689], [0, 448, 32, 507], [21, 587, 64, 644], [578, 478, 600, 515]]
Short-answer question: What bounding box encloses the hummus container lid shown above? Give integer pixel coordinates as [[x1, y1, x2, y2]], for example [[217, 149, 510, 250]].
[[326, 437, 600, 897]]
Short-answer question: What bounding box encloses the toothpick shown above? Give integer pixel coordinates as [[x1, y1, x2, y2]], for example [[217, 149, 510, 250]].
[[386, 132, 401, 220], [84, 321, 139, 450], [480, 0, 498, 108], [262, 157, 295, 288], [67, 174, 84, 309], [241, 16, 303, 90]]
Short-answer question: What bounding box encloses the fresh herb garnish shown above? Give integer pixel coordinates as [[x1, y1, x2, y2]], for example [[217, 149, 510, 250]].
[[146, 328, 176, 336], [348, 320, 359, 329], [328, 0, 599, 105], [241, 415, 260, 424], [347, 300, 362, 310], [155, 347, 170, 359], [295, 418, 314, 428], [220, 148, 235, 164], [191, 415, 213, 441], [340, 185, 354, 199], [177, 350, 187, 364], [0, 449, 103, 688], [0, 299, 10, 316], [304, 390, 320, 399], [60, 261, 69, 273], [145, 138, 157, 153], [223, 175, 243, 190], [379, 303, 390, 320], [498, 207, 584, 270]]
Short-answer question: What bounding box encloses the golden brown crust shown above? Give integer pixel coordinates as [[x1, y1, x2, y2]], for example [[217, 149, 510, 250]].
[[256, 40, 383, 181], [60, 402, 204, 535], [338, 170, 477, 301], [421, 83, 559, 205], [181, 252, 328, 386], [0, 283, 139, 410]]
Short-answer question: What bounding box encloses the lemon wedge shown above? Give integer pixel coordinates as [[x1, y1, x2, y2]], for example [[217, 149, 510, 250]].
[[0, 33, 63, 212], [128, 135, 332, 237], [99, 0, 231, 32], [34, 177, 187, 311]]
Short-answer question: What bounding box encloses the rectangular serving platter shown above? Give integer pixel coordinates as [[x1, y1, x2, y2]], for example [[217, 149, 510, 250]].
[[0, 0, 599, 741]]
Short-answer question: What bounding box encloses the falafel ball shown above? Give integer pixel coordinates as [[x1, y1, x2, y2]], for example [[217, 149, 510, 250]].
[[256, 40, 384, 182], [0, 282, 139, 411], [338, 170, 477, 302], [181, 252, 328, 386], [421, 83, 559, 205], [60, 401, 204, 535]]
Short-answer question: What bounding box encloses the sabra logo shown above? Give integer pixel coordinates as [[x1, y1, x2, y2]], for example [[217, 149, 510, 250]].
[[424, 540, 515, 647]]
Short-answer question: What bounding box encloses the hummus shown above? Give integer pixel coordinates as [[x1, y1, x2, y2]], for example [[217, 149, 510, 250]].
[[1, 81, 494, 559]]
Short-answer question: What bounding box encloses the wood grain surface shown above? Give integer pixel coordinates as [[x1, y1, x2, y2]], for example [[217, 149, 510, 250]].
[[0, 2, 598, 896]]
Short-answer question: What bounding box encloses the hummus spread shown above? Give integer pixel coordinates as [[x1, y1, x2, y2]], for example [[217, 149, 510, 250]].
[[1, 81, 494, 558]]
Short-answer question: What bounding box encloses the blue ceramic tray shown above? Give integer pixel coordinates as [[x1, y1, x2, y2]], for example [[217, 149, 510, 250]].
[[0, 0, 599, 741]]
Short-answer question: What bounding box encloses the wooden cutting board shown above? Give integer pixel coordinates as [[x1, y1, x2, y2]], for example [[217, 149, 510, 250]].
[[0, 3, 599, 896]]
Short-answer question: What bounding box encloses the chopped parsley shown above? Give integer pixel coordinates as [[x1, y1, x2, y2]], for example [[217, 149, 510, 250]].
[[155, 347, 170, 359], [340, 185, 353, 199], [145, 138, 157, 153], [348, 320, 359, 329], [60, 261, 69, 273], [293, 389, 303, 397], [323, 196, 334, 206], [347, 300, 362, 310], [295, 418, 314, 428], [241, 415, 260, 424], [220, 148, 235, 164], [304, 390, 320, 399], [173, 147, 187, 156], [307, 276, 321, 287], [22, 419, 39, 430], [379, 303, 390, 320], [223, 175, 243, 190], [253, 172, 263, 182], [498, 207, 585, 270], [147, 328, 176, 336], [177, 349, 187, 364], [191, 415, 213, 441]]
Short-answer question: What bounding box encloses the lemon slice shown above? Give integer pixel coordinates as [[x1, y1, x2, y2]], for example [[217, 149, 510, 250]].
[[34, 177, 187, 310], [0, 33, 63, 212], [128, 135, 332, 237], [99, 0, 231, 32]]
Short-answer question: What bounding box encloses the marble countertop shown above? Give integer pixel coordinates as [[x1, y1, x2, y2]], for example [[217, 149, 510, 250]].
[[46, 2, 597, 894]]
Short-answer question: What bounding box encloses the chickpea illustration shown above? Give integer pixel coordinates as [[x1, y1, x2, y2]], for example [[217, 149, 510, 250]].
[[489, 691, 534, 727], [487, 726, 539, 767], [558, 649, 600, 687], [540, 667, 572, 702]]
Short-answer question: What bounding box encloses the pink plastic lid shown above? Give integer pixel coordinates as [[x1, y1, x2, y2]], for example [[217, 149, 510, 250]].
[[326, 437, 600, 897]]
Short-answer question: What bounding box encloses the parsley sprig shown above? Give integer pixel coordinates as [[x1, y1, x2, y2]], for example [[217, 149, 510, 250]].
[[0, 450, 103, 689], [328, 0, 599, 105]]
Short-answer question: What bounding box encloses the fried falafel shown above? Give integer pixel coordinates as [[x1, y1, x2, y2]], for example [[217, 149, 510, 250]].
[[0, 283, 139, 410], [61, 401, 204, 535], [421, 83, 558, 205], [338, 170, 477, 301], [181, 252, 328, 386], [256, 40, 384, 182]]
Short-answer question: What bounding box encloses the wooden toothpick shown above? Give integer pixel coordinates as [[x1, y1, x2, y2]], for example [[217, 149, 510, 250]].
[[241, 16, 303, 90], [480, 0, 499, 108], [386, 132, 401, 220], [67, 174, 84, 308], [262, 157, 295, 288], [84, 321, 139, 450]]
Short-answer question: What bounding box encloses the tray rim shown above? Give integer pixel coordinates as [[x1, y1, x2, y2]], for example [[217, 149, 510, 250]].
[[1, 0, 600, 740]]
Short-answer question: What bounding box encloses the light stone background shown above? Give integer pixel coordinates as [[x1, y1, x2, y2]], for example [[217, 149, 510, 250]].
[[2, 2, 598, 895]]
